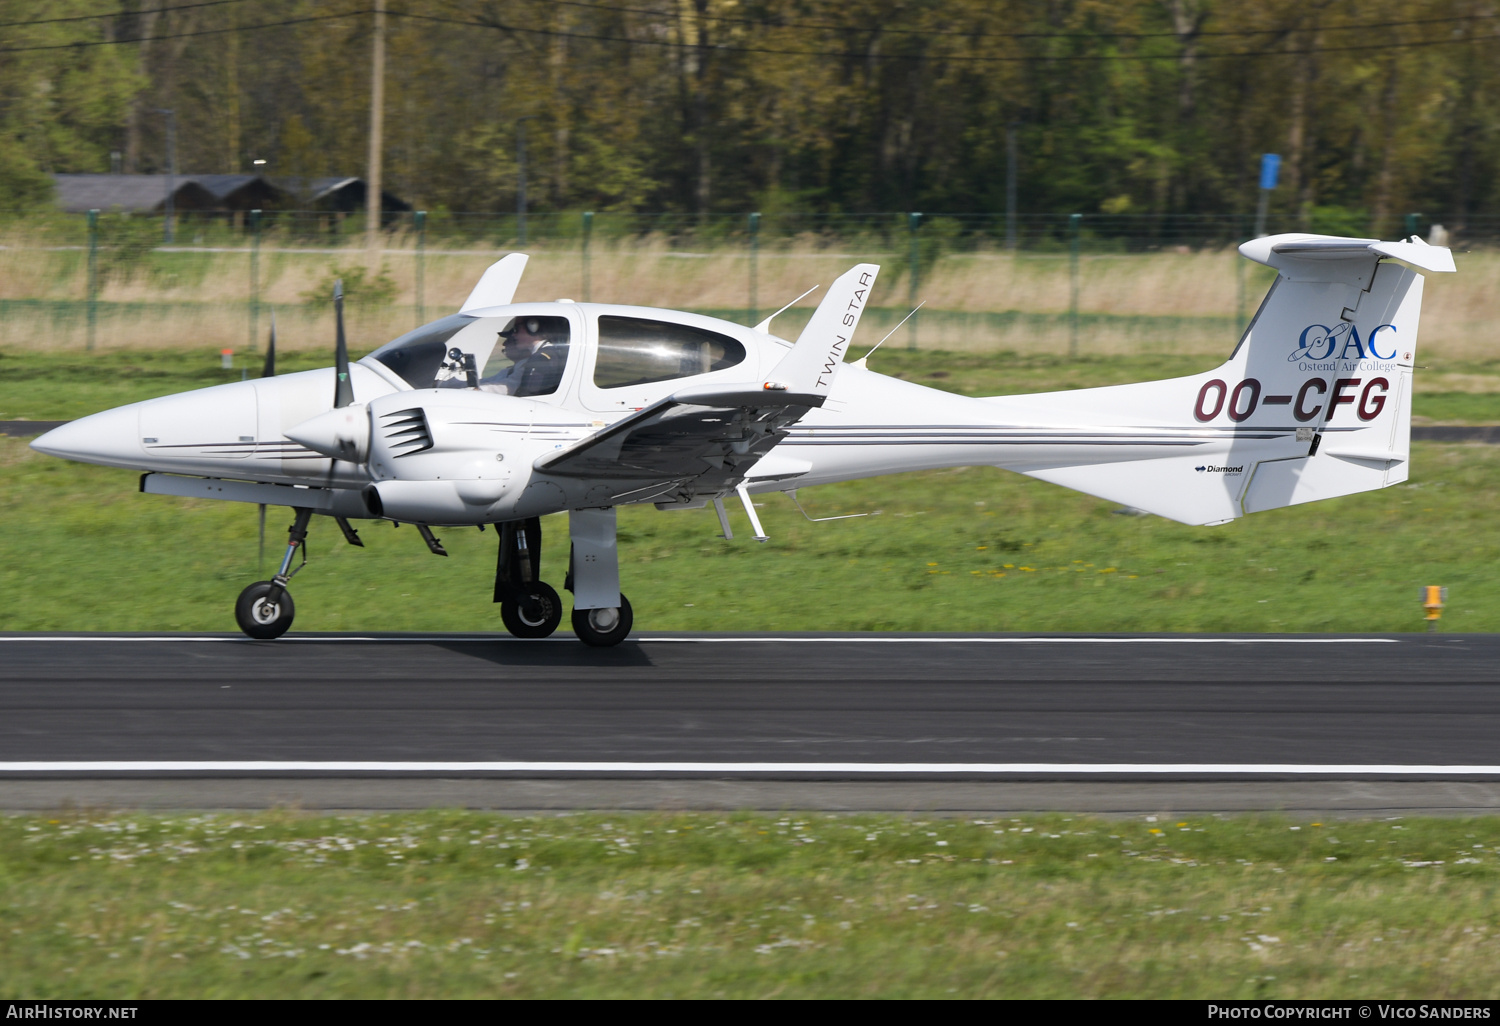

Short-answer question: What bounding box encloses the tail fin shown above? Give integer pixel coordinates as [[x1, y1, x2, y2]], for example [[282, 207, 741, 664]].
[[1016, 234, 1454, 525]]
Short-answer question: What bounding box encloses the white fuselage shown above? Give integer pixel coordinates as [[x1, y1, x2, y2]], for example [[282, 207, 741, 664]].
[[30, 298, 1308, 525]]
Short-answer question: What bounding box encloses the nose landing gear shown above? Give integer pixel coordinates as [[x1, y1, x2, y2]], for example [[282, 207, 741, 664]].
[[234, 506, 312, 639], [235, 581, 296, 639]]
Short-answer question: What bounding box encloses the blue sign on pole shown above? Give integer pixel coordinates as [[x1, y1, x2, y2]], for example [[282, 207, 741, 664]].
[[1260, 153, 1281, 191]]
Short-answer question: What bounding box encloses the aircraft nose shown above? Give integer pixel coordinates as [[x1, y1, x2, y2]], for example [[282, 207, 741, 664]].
[[29, 405, 141, 468]]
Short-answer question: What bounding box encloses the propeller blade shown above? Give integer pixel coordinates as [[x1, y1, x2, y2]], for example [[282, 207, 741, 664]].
[[260, 311, 277, 378], [333, 279, 353, 408]]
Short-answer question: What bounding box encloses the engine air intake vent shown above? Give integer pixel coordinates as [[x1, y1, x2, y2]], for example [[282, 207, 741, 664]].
[[381, 408, 433, 457]]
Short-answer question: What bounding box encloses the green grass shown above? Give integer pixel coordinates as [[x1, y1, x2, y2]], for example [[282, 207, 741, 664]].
[[4, 810, 1500, 998], [3, 432, 1498, 634], [1413, 393, 1500, 424], [3, 345, 1498, 634], [0, 347, 333, 422]]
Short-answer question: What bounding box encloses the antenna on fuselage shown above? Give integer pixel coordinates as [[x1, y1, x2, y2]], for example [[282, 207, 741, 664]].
[[752, 285, 819, 335], [852, 301, 924, 369], [260, 311, 277, 378]]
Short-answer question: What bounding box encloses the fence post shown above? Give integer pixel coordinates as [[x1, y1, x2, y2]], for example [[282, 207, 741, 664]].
[[86, 209, 99, 352], [1005, 121, 1019, 251], [908, 212, 922, 349], [1236, 215, 1247, 339], [415, 210, 426, 326], [581, 210, 593, 302], [1404, 212, 1423, 240], [747, 211, 760, 325], [248, 209, 261, 353], [1068, 213, 1081, 358]]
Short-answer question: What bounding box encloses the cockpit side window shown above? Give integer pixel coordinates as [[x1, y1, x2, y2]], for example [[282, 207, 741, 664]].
[[480, 315, 572, 397], [367, 314, 475, 389], [593, 316, 746, 389]]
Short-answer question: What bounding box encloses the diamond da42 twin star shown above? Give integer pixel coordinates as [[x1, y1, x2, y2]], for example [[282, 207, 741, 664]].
[[31, 233, 1454, 645]]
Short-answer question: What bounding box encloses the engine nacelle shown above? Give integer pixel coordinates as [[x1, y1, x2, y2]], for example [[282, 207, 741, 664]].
[[362, 479, 485, 523], [361, 389, 587, 523]]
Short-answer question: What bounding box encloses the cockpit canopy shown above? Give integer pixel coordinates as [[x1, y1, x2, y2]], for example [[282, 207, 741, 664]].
[[363, 306, 750, 401], [366, 313, 573, 397]]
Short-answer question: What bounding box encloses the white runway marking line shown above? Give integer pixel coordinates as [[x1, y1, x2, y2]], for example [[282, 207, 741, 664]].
[[640, 637, 1399, 644], [1, 762, 1496, 775], [0, 635, 1400, 644]]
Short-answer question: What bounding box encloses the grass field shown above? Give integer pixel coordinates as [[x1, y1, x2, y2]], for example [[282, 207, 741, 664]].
[[5, 346, 1498, 1000], [3, 810, 1500, 998], [4, 346, 1500, 634], [3, 347, 1499, 634]]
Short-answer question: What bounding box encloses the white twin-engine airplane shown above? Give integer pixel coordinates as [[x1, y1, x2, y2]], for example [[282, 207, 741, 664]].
[[32, 232, 1455, 646]]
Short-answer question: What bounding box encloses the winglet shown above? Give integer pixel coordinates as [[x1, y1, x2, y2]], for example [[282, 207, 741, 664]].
[[763, 263, 878, 403], [460, 253, 529, 313]]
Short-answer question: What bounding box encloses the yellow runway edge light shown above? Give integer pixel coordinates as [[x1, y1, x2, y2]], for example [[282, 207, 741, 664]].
[[1422, 586, 1447, 631]]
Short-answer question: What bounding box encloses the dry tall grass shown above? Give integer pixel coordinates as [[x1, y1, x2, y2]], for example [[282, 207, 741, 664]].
[[0, 239, 1493, 360]]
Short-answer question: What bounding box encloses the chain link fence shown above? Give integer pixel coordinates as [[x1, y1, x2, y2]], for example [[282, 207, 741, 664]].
[[0, 209, 1482, 358]]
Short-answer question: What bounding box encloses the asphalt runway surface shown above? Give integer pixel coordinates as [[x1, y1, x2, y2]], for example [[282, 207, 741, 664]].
[[2, 632, 1499, 814]]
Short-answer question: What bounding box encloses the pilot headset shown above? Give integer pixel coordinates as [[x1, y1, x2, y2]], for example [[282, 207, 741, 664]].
[[500, 317, 544, 341]]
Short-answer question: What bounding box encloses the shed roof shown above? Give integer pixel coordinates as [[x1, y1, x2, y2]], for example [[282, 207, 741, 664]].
[[52, 173, 288, 213]]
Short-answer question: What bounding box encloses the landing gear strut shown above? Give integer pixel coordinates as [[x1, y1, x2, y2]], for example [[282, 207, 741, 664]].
[[566, 507, 632, 647], [495, 517, 562, 638], [235, 507, 311, 639]]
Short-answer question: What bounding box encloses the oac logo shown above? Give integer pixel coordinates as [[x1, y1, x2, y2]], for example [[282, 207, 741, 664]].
[[1290, 322, 1398, 362]]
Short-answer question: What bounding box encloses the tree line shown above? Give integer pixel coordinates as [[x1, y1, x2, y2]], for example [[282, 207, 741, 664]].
[[2, 0, 1497, 234]]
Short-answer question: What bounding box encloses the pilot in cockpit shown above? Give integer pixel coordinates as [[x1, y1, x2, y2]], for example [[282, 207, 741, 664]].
[[479, 316, 570, 397]]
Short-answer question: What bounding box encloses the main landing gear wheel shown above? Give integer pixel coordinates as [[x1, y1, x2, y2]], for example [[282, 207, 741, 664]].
[[235, 581, 295, 640], [571, 594, 633, 648], [501, 582, 563, 639]]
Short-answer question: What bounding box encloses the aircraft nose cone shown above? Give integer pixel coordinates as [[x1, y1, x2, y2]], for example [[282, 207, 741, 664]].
[[29, 406, 141, 467]]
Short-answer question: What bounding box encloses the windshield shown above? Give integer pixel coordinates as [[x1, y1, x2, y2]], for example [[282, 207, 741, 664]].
[[366, 314, 476, 388]]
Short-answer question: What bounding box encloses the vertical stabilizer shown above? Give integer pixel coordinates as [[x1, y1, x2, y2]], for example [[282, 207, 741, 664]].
[[1013, 234, 1452, 525]]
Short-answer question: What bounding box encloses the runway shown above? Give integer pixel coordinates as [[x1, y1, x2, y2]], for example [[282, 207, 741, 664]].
[[2, 632, 1498, 813]]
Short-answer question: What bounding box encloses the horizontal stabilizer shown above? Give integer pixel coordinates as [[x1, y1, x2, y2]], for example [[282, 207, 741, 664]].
[[1240, 233, 1455, 281]]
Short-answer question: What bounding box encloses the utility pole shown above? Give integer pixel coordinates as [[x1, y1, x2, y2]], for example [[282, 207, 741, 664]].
[[516, 115, 537, 245], [157, 109, 176, 243], [366, 0, 387, 252]]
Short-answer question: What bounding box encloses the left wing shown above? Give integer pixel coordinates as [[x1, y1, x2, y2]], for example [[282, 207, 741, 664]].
[[533, 263, 878, 498]]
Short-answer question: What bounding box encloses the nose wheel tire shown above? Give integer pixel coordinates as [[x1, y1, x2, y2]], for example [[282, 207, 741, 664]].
[[571, 594, 633, 647], [235, 581, 295, 640], [500, 582, 563, 638]]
